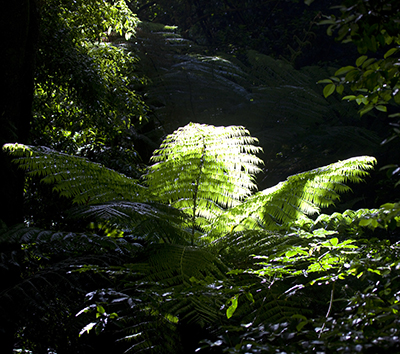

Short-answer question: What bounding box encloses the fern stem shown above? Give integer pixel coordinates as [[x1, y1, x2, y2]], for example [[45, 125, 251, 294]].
[[318, 281, 335, 338], [191, 138, 206, 245]]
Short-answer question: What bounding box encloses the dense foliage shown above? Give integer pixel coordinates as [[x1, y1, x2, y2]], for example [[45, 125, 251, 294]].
[[1, 0, 400, 353], [32, 0, 152, 162]]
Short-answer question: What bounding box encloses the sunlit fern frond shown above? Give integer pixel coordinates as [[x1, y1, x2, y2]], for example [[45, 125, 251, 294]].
[[4, 143, 148, 205], [145, 123, 263, 233], [208, 156, 376, 236]]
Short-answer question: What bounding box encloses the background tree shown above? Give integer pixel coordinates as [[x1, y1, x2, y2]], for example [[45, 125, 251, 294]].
[[22, 0, 157, 229], [0, 2, 39, 351], [0, 1, 145, 351], [0, 0, 38, 227]]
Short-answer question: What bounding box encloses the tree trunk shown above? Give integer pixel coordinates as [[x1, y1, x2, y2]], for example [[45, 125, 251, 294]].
[[0, 0, 38, 227], [0, 1, 38, 352]]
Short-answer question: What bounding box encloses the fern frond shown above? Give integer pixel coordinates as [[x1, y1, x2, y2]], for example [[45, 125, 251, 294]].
[[211, 229, 295, 269], [70, 201, 184, 224], [69, 201, 192, 244], [0, 224, 140, 258], [4, 143, 148, 205], [136, 244, 228, 286], [210, 156, 376, 234], [146, 123, 263, 233]]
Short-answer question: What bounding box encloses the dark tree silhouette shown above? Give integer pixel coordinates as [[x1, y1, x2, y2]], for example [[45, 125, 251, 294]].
[[0, 1, 38, 352]]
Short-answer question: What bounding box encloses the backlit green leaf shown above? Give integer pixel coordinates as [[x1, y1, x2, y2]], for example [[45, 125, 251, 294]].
[[356, 55, 368, 67], [384, 47, 398, 59], [376, 105, 387, 112], [336, 84, 344, 95], [226, 295, 239, 319], [323, 84, 335, 98], [330, 237, 338, 246], [317, 79, 333, 84], [335, 66, 355, 76]]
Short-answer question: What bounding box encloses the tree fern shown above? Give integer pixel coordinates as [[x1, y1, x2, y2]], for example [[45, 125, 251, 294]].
[[4, 135, 375, 240], [2, 127, 380, 353], [208, 156, 376, 236], [145, 122, 263, 240]]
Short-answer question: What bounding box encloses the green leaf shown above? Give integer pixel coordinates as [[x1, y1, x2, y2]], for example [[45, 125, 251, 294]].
[[245, 292, 255, 303], [317, 79, 333, 84], [384, 47, 398, 59], [335, 66, 355, 76], [394, 92, 400, 105], [356, 55, 368, 67], [376, 105, 387, 112], [359, 218, 380, 228], [330, 237, 338, 246], [359, 105, 374, 116], [97, 305, 106, 314], [109, 312, 119, 319], [226, 295, 239, 319], [319, 20, 335, 26], [336, 84, 344, 95], [323, 84, 336, 98], [286, 249, 299, 258], [368, 268, 381, 275], [294, 316, 308, 331], [380, 203, 395, 209], [362, 58, 376, 69], [345, 69, 360, 81], [342, 95, 356, 101]]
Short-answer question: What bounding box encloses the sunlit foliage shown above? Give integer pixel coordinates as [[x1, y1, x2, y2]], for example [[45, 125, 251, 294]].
[[32, 0, 147, 159]]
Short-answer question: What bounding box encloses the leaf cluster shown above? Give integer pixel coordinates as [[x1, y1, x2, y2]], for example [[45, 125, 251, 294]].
[[314, 0, 400, 193], [202, 214, 400, 354], [317, 0, 400, 117]]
